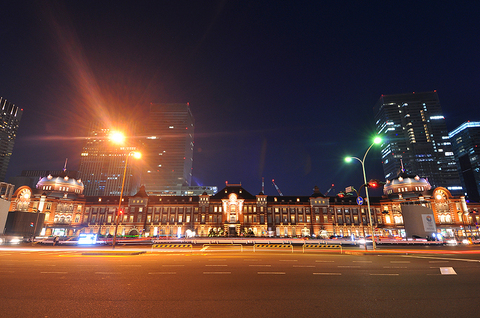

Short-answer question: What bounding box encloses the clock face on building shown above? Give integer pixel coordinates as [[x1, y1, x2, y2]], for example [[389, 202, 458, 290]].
[[435, 189, 448, 202], [19, 188, 32, 201]]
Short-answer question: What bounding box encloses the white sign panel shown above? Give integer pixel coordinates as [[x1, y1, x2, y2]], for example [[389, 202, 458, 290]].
[[421, 214, 436, 232]]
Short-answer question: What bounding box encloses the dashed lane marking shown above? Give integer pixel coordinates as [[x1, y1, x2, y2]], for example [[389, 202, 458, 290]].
[[258, 272, 285, 275], [148, 272, 176, 275], [249, 265, 271, 267], [293, 265, 315, 268], [162, 264, 184, 267], [203, 272, 231, 275], [313, 272, 341, 275], [440, 267, 457, 275], [41, 272, 67, 274]]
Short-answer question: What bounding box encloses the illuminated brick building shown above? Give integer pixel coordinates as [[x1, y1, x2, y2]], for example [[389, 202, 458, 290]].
[[8, 176, 480, 239]]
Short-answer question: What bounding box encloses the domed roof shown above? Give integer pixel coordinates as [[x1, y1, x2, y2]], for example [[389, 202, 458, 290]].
[[383, 174, 431, 196], [36, 173, 84, 194]]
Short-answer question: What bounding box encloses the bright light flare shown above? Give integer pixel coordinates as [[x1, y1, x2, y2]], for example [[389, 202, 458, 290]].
[[373, 136, 382, 144], [132, 152, 142, 159], [110, 131, 126, 144], [344, 157, 353, 162]]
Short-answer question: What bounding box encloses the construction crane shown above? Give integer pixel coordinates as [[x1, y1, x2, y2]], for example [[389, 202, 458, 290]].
[[324, 183, 335, 196], [272, 179, 284, 196]]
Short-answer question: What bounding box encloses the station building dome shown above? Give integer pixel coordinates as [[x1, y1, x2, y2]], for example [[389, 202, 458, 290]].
[[36, 173, 84, 195], [383, 174, 431, 198]]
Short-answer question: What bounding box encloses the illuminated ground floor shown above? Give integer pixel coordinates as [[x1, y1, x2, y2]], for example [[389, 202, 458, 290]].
[[40, 222, 479, 240]]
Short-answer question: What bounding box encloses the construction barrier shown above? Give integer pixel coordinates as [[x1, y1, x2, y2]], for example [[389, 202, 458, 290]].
[[202, 243, 243, 252], [254, 244, 293, 253], [151, 243, 193, 252], [302, 243, 342, 253]]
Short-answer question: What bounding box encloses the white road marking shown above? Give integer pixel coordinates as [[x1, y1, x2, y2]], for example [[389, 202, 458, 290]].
[[203, 272, 231, 274], [370, 273, 399, 276], [440, 267, 457, 275], [249, 265, 271, 267], [313, 272, 341, 275], [293, 265, 315, 268], [95, 272, 121, 275], [337, 265, 360, 268], [429, 261, 449, 263], [316, 260, 335, 263], [383, 266, 407, 268], [162, 264, 185, 267], [205, 264, 228, 267], [403, 255, 480, 263], [279, 260, 297, 262], [390, 261, 410, 263], [244, 259, 262, 261], [41, 272, 68, 274], [148, 272, 176, 275], [200, 247, 209, 251], [120, 265, 142, 267], [258, 272, 285, 275], [353, 261, 372, 263], [208, 259, 226, 261]]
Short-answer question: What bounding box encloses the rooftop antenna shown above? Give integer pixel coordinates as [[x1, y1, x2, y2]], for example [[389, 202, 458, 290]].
[[63, 158, 68, 172], [262, 177, 264, 194]]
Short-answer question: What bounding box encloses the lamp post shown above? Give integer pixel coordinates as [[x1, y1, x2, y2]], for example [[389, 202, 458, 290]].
[[110, 130, 141, 249], [112, 150, 141, 249], [345, 137, 382, 250]]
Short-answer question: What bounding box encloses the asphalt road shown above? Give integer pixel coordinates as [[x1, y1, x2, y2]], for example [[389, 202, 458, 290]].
[[1, 244, 480, 318]]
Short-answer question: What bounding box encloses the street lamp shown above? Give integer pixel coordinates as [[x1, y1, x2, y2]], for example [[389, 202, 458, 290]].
[[111, 131, 141, 249], [112, 150, 141, 249], [345, 137, 382, 250]]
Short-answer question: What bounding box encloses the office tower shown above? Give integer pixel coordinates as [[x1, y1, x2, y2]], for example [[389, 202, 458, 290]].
[[78, 122, 140, 196], [374, 91, 461, 192], [142, 103, 194, 195], [449, 121, 480, 201], [0, 97, 23, 181]]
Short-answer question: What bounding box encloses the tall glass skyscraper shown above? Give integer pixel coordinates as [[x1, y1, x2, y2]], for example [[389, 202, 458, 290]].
[[449, 121, 480, 201], [142, 103, 194, 195], [78, 121, 140, 196], [374, 92, 461, 192], [0, 97, 22, 181]]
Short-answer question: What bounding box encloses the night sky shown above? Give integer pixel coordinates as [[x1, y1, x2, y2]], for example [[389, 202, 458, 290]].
[[1, 1, 479, 196]]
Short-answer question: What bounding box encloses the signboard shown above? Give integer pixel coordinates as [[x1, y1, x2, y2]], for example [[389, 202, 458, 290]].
[[356, 196, 364, 205], [421, 214, 436, 232]]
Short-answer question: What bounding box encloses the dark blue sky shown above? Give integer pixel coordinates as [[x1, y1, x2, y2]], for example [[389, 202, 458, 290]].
[[1, 1, 479, 196]]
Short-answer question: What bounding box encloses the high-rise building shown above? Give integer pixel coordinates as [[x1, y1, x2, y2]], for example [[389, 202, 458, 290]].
[[142, 103, 194, 195], [449, 121, 480, 201], [374, 92, 461, 192], [0, 97, 23, 181], [78, 122, 140, 196]]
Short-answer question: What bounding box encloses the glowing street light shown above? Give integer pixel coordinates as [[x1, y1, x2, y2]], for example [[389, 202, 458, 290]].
[[110, 131, 126, 144], [345, 136, 382, 250]]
